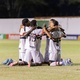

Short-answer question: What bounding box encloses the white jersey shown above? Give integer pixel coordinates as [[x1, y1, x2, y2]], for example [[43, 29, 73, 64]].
[[28, 28, 42, 50], [24, 28, 43, 63]]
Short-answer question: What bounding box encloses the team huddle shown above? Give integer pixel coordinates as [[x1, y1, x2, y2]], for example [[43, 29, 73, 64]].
[[6, 18, 72, 67]]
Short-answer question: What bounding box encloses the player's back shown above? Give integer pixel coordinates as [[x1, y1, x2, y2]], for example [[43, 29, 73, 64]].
[[32, 27, 42, 35], [29, 28, 42, 50]]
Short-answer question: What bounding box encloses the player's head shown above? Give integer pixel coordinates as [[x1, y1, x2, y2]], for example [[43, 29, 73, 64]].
[[37, 26, 42, 29], [49, 19, 59, 28], [30, 20, 37, 27], [22, 18, 30, 27]]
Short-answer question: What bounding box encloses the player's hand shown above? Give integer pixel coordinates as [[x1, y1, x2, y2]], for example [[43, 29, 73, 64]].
[[22, 32, 28, 38], [43, 24, 46, 28], [43, 24, 47, 31]]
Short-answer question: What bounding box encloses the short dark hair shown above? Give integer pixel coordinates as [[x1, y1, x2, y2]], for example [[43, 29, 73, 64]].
[[50, 19, 58, 26], [37, 26, 42, 29], [30, 20, 37, 27], [22, 18, 30, 26]]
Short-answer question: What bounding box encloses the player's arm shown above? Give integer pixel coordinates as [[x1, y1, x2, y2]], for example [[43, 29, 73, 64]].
[[19, 25, 25, 37], [59, 27, 66, 38], [23, 27, 36, 37], [43, 24, 52, 39], [47, 27, 53, 32], [19, 24, 24, 32]]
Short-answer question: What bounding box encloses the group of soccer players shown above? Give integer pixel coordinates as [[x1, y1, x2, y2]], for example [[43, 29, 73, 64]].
[[9, 18, 67, 67]]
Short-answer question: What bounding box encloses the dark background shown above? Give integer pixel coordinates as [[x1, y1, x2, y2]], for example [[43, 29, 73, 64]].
[[0, 0, 80, 18]]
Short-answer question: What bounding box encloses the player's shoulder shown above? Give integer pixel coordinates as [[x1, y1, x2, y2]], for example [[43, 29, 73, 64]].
[[19, 25, 24, 32], [20, 25, 24, 28], [25, 26, 31, 30]]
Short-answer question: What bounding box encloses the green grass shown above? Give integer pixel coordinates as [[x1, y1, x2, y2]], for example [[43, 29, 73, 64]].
[[0, 39, 80, 80]]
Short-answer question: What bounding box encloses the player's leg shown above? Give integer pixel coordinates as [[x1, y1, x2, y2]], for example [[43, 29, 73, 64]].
[[56, 42, 61, 62], [36, 39, 44, 63], [9, 61, 18, 66], [49, 40, 58, 65], [23, 49, 32, 67], [19, 39, 22, 61], [19, 39, 26, 61], [31, 50, 42, 66], [44, 38, 49, 63], [39, 52, 44, 63], [57, 50, 61, 62]]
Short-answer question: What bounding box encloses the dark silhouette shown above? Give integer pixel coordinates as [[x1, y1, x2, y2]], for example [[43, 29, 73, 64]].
[[0, 0, 80, 18]]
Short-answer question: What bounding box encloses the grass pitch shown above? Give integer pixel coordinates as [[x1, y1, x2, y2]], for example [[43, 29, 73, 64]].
[[0, 39, 80, 80]]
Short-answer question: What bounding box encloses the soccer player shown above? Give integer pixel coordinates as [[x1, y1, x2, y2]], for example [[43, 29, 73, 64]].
[[43, 19, 66, 66], [19, 18, 30, 61], [44, 24, 66, 64], [24, 20, 44, 67]]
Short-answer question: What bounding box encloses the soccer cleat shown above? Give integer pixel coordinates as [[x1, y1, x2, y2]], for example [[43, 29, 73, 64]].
[[2, 59, 9, 65], [64, 58, 72, 66], [6, 59, 13, 65], [59, 59, 65, 66]]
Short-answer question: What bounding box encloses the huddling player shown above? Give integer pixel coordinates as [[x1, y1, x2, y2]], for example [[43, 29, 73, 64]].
[[18, 18, 30, 62], [43, 19, 66, 66], [24, 20, 44, 67]]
